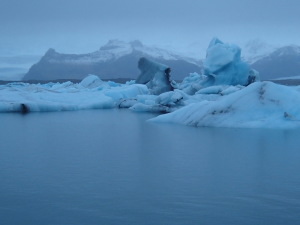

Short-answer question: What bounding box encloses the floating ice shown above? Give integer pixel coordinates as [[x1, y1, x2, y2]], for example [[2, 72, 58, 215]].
[[136, 57, 173, 95], [176, 72, 207, 95], [150, 82, 300, 129], [79, 74, 104, 88], [0, 75, 149, 113], [202, 38, 260, 86], [130, 90, 188, 113]]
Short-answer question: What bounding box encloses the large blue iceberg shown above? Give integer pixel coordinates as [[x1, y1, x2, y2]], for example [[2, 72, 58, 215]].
[[202, 38, 259, 86]]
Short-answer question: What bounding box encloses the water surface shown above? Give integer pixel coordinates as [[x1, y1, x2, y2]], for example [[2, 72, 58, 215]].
[[0, 109, 300, 225]]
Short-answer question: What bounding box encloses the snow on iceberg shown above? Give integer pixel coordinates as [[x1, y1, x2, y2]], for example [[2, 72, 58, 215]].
[[130, 90, 188, 113], [202, 38, 260, 86], [0, 75, 148, 113], [150, 81, 300, 129], [129, 77, 246, 114], [176, 72, 207, 95], [79, 74, 105, 88], [136, 57, 173, 95]]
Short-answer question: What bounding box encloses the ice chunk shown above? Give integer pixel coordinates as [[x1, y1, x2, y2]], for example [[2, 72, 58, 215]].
[[150, 81, 300, 129], [104, 84, 149, 99], [118, 99, 138, 108], [130, 90, 188, 113], [177, 72, 207, 95], [155, 90, 186, 106], [80, 74, 104, 88], [203, 38, 259, 86], [246, 69, 260, 85], [136, 57, 173, 95], [196, 85, 229, 95], [195, 85, 244, 95]]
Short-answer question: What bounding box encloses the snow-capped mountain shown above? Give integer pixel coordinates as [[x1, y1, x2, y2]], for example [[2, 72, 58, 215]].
[[250, 45, 300, 80], [242, 39, 276, 64], [23, 40, 202, 81]]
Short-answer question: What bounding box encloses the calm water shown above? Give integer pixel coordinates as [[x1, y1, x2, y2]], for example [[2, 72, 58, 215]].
[[0, 109, 300, 225]]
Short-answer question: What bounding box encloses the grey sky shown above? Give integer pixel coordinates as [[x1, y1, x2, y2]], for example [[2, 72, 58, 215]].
[[1, 0, 299, 57]]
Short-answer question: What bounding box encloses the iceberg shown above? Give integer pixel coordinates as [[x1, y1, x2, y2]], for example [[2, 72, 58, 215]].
[[79, 74, 105, 88], [136, 57, 173, 95], [150, 82, 300, 129], [202, 38, 260, 86], [0, 75, 148, 113]]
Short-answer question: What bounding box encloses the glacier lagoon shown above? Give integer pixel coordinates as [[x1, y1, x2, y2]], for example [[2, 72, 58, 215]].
[[1, 109, 300, 225]]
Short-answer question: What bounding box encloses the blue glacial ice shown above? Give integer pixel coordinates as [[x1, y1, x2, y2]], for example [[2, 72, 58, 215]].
[[202, 38, 260, 86], [150, 81, 300, 129], [136, 57, 173, 95], [0, 75, 148, 113]]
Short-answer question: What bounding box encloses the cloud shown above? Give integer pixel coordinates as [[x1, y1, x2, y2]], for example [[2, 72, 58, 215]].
[[1, 0, 300, 56]]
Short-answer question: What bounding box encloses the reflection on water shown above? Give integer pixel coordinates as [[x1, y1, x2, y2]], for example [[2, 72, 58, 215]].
[[0, 109, 300, 225]]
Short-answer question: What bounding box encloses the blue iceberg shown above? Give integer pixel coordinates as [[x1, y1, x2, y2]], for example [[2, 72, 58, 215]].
[[136, 57, 173, 95], [202, 38, 259, 86]]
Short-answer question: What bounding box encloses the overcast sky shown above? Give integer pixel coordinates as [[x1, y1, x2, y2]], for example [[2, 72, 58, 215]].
[[1, 0, 299, 57]]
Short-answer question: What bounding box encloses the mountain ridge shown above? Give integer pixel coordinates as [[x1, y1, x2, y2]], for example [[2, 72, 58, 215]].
[[250, 45, 300, 80], [22, 40, 300, 82], [23, 40, 202, 81]]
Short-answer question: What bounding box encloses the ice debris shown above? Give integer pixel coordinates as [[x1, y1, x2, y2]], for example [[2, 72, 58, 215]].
[[79, 74, 104, 88], [130, 90, 187, 113]]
